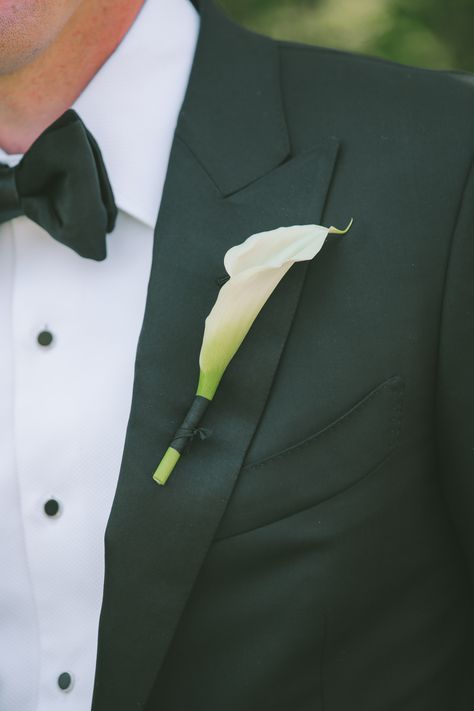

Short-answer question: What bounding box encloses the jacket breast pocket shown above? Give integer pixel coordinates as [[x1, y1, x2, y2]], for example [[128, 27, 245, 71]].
[[215, 375, 405, 539]]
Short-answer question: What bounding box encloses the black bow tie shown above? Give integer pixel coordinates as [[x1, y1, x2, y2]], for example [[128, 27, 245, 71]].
[[0, 109, 117, 261]]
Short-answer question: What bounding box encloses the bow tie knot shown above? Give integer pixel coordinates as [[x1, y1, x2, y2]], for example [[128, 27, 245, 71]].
[[0, 110, 117, 261]]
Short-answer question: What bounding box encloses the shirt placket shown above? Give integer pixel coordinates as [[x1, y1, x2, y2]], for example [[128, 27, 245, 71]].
[[11, 216, 88, 709], [0, 220, 40, 711]]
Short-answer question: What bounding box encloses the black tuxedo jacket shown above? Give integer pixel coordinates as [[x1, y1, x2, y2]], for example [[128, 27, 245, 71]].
[[91, 1, 474, 709]]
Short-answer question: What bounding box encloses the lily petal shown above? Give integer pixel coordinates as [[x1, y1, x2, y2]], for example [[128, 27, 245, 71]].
[[197, 221, 352, 400]]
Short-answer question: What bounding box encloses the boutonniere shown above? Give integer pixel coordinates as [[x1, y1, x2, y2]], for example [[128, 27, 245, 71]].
[[153, 219, 353, 485]]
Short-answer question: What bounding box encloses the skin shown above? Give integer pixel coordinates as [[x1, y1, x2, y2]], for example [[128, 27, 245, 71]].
[[0, 0, 145, 153]]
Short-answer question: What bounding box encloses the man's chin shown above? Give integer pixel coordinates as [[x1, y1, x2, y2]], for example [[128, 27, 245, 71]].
[[0, 39, 47, 76], [0, 0, 42, 73], [0, 0, 39, 20], [0, 0, 79, 76]]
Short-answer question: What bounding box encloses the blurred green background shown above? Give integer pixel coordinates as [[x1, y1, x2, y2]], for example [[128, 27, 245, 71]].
[[221, 0, 474, 72]]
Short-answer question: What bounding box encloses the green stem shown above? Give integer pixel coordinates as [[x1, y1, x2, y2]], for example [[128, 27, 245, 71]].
[[153, 447, 181, 486]]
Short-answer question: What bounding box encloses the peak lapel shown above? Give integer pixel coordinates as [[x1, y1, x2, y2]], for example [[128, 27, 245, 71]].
[[177, 0, 289, 194], [91, 2, 339, 709]]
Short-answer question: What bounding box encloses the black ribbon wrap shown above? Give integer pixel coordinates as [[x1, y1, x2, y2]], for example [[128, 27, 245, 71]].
[[170, 395, 212, 454]]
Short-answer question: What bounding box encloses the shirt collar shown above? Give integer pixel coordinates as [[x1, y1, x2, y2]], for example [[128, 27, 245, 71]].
[[74, 0, 200, 228], [0, 0, 200, 229]]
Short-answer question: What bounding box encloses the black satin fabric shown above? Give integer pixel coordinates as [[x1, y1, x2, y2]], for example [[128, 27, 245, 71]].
[[0, 109, 117, 260]]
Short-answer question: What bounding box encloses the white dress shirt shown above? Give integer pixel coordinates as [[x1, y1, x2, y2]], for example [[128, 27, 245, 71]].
[[0, 1, 200, 709]]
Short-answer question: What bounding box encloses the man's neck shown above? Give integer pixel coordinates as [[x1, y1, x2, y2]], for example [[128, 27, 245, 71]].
[[0, 0, 145, 154]]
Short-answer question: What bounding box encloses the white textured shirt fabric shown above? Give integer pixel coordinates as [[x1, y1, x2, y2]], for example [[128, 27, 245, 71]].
[[0, 1, 200, 709]]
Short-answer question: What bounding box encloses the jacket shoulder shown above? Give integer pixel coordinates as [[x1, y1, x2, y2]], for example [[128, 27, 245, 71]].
[[274, 35, 474, 143], [277, 36, 473, 98]]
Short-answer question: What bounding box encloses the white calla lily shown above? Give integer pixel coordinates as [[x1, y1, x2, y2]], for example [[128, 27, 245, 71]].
[[197, 220, 352, 400], [153, 219, 352, 485]]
